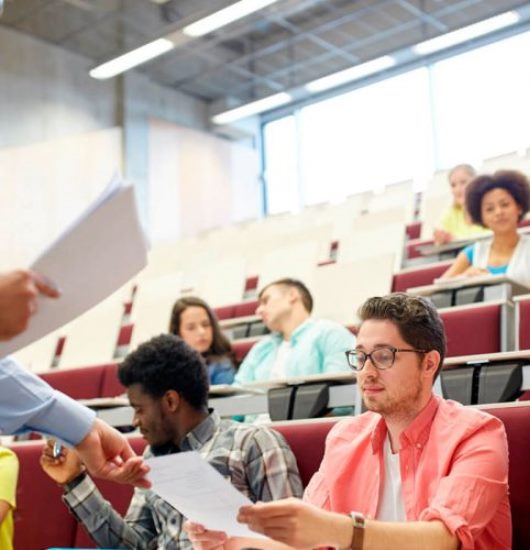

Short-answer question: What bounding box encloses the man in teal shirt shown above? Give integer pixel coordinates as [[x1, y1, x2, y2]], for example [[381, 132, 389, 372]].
[[235, 278, 355, 384]]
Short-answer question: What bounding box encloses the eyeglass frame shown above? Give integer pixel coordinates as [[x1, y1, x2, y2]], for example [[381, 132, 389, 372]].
[[344, 347, 428, 371]]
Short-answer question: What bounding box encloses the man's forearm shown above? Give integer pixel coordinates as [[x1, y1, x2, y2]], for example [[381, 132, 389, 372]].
[[325, 514, 459, 550]]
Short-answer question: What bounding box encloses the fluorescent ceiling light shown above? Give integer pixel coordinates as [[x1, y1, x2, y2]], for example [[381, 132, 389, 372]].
[[413, 11, 521, 55], [183, 0, 280, 37], [90, 38, 174, 79], [305, 56, 396, 93], [212, 92, 292, 125]]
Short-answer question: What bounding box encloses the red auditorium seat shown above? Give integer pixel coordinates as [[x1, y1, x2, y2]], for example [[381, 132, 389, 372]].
[[244, 276, 259, 292], [40, 364, 108, 400], [233, 300, 258, 317], [392, 261, 452, 292], [232, 339, 258, 363], [405, 221, 422, 240], [214, 305, 236, 320], [117, 323, 134, 347], [516, 296, 530, 350], [440, 303, 502, 357], [100, 362, 126, 397], [12, 441, 78, 550], [405, 238, 434, 260]]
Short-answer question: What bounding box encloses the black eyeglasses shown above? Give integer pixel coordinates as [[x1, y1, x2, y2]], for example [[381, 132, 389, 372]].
[[345, 347, 427, 371]]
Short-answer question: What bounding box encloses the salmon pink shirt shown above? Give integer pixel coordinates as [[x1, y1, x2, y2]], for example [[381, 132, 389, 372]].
[[304, 396, 511, 549]]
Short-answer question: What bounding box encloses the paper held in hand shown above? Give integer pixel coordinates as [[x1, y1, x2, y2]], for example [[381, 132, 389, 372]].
[[1, 175, 148, 356], [147, 451, 267, 539]]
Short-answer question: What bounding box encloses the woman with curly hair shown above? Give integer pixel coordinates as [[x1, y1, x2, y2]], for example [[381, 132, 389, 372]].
[[169, 296, 237, 385], [442, 169, 530, 286]]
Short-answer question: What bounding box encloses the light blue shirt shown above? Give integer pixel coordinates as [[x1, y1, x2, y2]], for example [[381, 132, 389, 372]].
[[0, 356, 95, 445], [235, 319, 355, 385], [463, 244, 508, 275]]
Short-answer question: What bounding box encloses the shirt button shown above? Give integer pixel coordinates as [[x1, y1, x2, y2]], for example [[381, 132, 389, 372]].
[[416, 443, 422, 449]]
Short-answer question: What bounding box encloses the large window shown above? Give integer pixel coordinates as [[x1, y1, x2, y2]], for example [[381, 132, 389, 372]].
[[299, 69, 432, 205], [263, 29, 530, 213], [432, 31, 530, 168]]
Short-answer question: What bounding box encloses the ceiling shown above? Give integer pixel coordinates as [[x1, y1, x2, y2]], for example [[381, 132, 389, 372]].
[[2, 0, 530, 108]]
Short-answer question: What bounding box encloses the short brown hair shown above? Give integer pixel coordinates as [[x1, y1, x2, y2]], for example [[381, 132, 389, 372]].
[[358, 293, 446, 380], [465, 170, 530, 227], [259, 278, 313, 313]]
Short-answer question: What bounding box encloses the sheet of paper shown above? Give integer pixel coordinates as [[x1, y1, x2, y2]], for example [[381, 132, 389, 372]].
[[147, 451, 266, 539], [1, 176, 148, 356]]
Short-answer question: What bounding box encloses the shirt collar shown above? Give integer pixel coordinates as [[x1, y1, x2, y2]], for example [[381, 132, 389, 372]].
[[149, 409, 219, 456], [371, 394, 440, 453], [180, 409, 220, 452], [271, 318, 314, 343]]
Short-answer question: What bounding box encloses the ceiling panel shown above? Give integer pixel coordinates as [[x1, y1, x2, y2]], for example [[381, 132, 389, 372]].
[[1, 0, 529, 107]]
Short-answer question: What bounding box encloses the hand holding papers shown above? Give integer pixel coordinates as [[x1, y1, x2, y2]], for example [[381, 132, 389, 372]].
[[1, 175, 148, 355], [147, 451, 266, 539]]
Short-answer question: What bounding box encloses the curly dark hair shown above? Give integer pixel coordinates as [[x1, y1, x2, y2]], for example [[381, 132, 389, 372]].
[[465, 170, 530, 227], [118, 334, 209, 410], [169, 296, 236, 366], [358, 293, 446, 380]]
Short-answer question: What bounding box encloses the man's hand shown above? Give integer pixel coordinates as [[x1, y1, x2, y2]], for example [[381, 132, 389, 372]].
[[75, 418, 150, 488], [184, 521, 291, 550], [40, 439, 84, 485], [0, 270, 60, 340], [237, 498, 352, 549], [184, 521, 228, 550]]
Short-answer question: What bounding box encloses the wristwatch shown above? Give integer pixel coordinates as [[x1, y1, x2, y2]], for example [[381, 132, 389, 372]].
[[349, 511, 365, 550]]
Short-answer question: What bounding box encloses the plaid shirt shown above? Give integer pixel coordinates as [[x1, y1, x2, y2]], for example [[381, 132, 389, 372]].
[[63, 410, 303, 549]]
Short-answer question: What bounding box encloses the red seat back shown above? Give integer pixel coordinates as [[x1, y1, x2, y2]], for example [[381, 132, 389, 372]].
[[517, 298, 530, 350], [440, 304, 501, 357], [40, 364, 107, 400], [392, 262, 450, 292], [12, 441, 78, 550]]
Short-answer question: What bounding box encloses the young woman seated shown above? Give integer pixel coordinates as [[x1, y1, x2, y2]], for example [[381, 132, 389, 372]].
[[441, 170, 530, 286], [169, 296, 237, 385], [433, 163, 489, 245]]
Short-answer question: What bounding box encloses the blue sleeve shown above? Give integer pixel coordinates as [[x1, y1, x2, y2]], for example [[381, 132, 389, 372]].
[[463, 244, 474, 264], [209, 358, 236, 385], [0, 356, 95, 445]]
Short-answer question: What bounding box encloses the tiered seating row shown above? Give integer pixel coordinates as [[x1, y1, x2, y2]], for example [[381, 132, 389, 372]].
[[9, 402, 530, 550]]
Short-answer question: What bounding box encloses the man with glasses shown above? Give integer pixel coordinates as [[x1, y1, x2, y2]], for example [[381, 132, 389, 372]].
[[188, 293, 510, 550]]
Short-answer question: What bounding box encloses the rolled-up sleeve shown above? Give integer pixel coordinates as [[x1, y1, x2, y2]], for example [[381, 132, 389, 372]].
[[419, 417, 510, 550], [0, 356, 94, 445]]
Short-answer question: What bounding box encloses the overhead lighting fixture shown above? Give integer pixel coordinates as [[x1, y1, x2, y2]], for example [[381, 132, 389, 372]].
[[212, 92, 292, 125], [90, 38, 174, 79], [183, 0, 280, 37], [305, 56, 396, 93], [413, 11, 521, 55]]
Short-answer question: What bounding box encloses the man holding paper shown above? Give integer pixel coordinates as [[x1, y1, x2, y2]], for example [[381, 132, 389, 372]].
[[40, 334, 303, 549], [0, 269, 149, 488]]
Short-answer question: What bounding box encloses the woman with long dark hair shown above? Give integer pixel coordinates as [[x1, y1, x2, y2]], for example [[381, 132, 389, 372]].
[[169, 296, 236, 385]]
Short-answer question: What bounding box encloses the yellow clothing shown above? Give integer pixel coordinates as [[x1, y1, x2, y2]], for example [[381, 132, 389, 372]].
[[439, 204, 490, 239], [0, 447, 19, 550]]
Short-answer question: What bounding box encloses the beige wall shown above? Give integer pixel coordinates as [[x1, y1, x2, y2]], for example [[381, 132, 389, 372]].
[[148, 118, 261, 241], [0, 127, 123, 270]]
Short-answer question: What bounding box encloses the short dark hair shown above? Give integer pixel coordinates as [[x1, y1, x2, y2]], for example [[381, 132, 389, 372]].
[[259, 278, 313, 313], [465, 170, 530, 227], [358, 293, 446, 380], [118, 334, 209, 410], [169, 296, 235, 365]]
